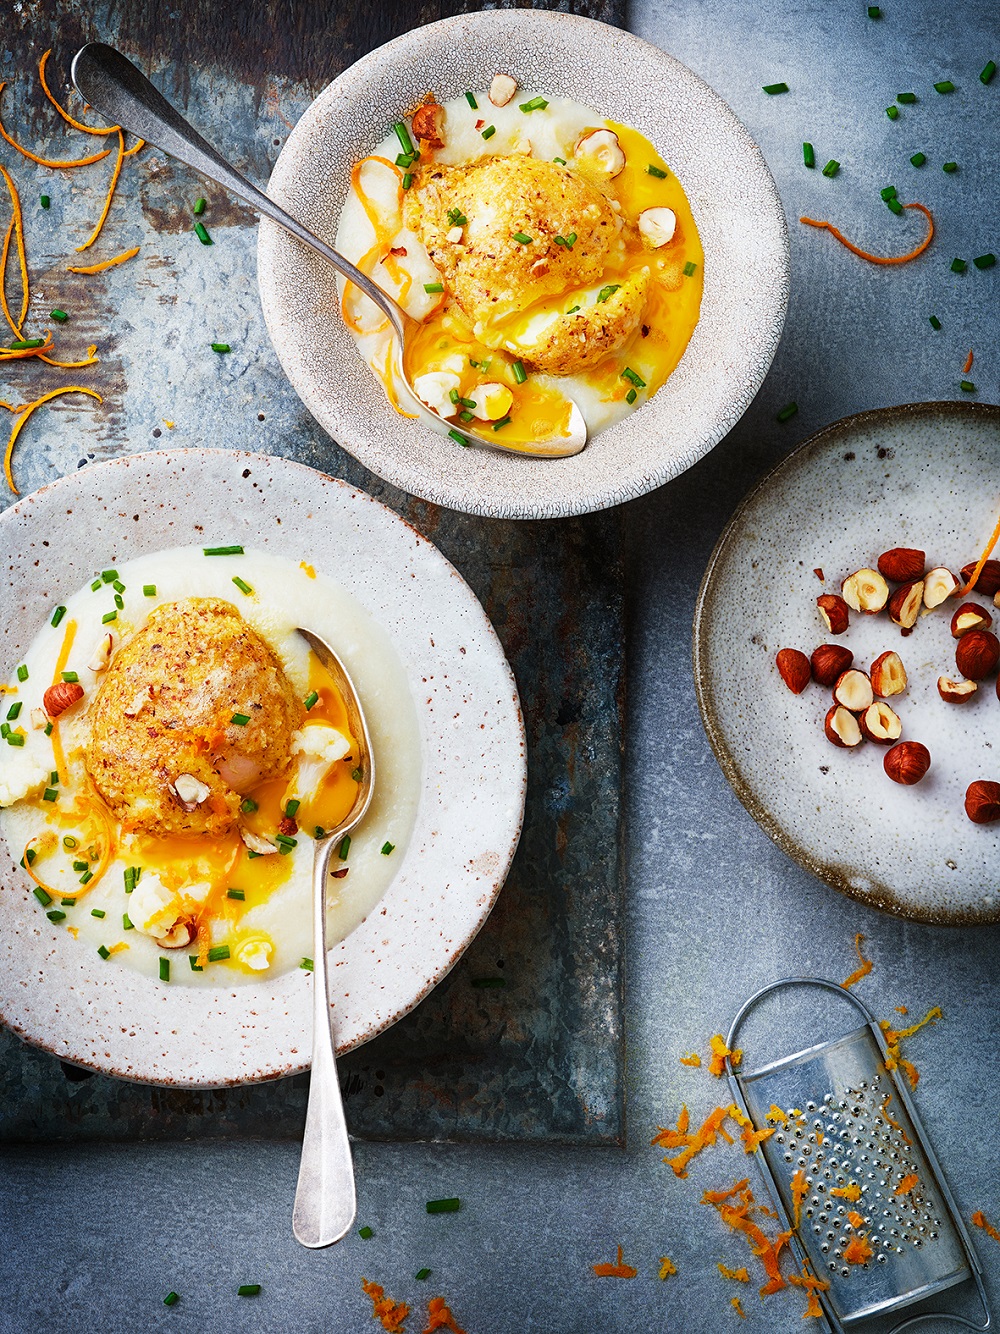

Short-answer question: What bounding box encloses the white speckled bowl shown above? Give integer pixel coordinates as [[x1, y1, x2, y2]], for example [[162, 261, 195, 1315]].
[[257, 9, 788, 519], [694, 402, 1000, 926], [0, 450, 526, 1085]]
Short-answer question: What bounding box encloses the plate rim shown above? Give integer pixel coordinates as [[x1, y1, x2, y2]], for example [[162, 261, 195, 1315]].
[[692, 400, 1000, 927]]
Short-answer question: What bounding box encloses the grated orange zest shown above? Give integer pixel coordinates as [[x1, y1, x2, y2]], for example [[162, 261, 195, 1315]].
[[894, 1173, 918, 1196], [881, 1005, 942, 1089], [972, 1212, 1000, 1246], [831, 1183, 862, 1202], [959, 506, 1000, 596], [76, 129, 126, 251], [680, 1052, 702, 1067], [708, 1033, 742, 1077], [963, 349, 974, 375], [842, 932, 872, 989], [765, 1105, 789, 1125], [741, 1123, 774, 1154], [592, 1244, 637, 1278], [702, 1178, 751, 1206], [879, 1092, 911, 1144], [800, 201, 934, 265], [731, 1297, 746, 1318], [4, 387, 103, 494], [718, 1262, 749, 1282], [361, 1278, 410, 1332], [843, 1234, 873, 1265], [658, 1256, 677, 1279], [790, 1168, 808, 1229], [422, 1296, 466, 1334], [847, 1210, 865, 1229], [67, 245, 140, 274]]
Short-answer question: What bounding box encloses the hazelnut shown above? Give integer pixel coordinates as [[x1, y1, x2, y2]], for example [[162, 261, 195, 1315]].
[[488, 73, 518, 107], [776, 648, 811, 694], [870, 651, 907, 697], [923, 567, 960, 609], [817, 593, 850, 635], [955, 629, 1000, 680], [638, 207, 677, 247], [574, 128, 626, 176], [961, 559, 1000, 597], [155, 920, 194, 949], [411, 101, 445, 148], [171, 772, 211, 810], [937, 675, 978, 703], [42, 681, 84, 717], [842, 568, 889, 614], [30, 707, 48, 730], [87, 633, 114, 673], [859, 701, 902, 744], [965, 780, 1000, 824], [877, 547, 926, 583], [811, 643, 854, 687], [951, 602, 993, 638], [825, 705, 863, 748], [887, 580, 924, 630], [833, 669, 874, 713], [239, 825, 278, 855], [884, 741, 930, 785]]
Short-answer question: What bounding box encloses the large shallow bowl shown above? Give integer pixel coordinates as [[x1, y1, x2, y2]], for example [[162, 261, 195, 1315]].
[[694, 402, 1000, 926], [258, 9, 788, 519], [0, 450, 526, 1085]]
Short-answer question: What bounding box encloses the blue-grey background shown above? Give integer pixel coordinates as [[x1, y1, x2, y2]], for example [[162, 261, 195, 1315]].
[[2, 1, 998, 1331]]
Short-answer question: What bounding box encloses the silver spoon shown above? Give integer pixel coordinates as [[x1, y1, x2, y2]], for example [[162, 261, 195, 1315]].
[[70, 43, 586, 459], [291, 627, 375, 1248]]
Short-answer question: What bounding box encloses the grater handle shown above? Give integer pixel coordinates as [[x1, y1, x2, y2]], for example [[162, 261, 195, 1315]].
[[725, 975, 881, 1056], [885, 1257, 991, 1331]]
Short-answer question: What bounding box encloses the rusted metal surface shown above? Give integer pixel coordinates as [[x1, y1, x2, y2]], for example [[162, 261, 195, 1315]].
[[0, 0, 627, 1144]]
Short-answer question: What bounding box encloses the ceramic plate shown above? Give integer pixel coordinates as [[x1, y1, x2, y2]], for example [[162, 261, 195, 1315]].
[[257, 9, 788, 520], [694, 402, 1000, 926], [0, 450, 526, 1085]]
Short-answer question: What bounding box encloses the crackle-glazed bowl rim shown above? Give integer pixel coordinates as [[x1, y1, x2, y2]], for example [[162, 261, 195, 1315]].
[[257, 8, 789, 520], [0, 449, 526, 1087], [693, 400, 1000, 927]]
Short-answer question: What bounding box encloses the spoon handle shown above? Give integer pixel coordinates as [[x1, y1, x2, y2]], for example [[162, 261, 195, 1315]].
[[71, 43, 406, 337], [292, 833, 357, 1248]]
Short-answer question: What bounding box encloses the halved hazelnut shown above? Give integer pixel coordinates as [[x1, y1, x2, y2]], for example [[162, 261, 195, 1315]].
[[833, 669, 874, 713], [825, 705, 863, 748], [488, 73, 518, 107], [965, 779, 1000, 824], [870, 650, 907, 697], [955, 629, 1000, 680], [961, 559, 1000, 597], [817, 594, 850, 635], [859, 701, 902, 744], [951, 602, 993, 638], [923, 567, 959, 609], [842, 568, 889, 614], [446, 225, 463, 243], [638, 207, 677, 247], [87, 633, 114, 673], [811, 643, 853, 687], [411, 101, 445, 148], [877, 547, 925, 583], [155, 920, 194, 949], [574, 129, 626, 176], [776, 648, 810, 694], [239, 825, 277, 855], [30, 707, 48, 730], [171, 772, 211, 810], [42, 681, 84, 718], [883, 740, 930, 785], [887, 580, 924, 630], [938, 675, 978, 703]]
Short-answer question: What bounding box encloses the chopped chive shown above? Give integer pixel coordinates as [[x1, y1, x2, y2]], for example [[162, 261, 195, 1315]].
[[91, 908, 105, 919], [102, 611, 117, 624], [226, 887, 246, 901], [50, 606, 67, 632], [803, 142, 815, 168], [240, 797, 258, 813], [867, 4, 881, 15], [211, 342, 230, 353], [114, 594, 124, 609], [232, 576, 253, 595], [143, 584, 156, 597], [61, 897, 74, 906], [189, 957, 203, 971], [47, 910, 66, 922], [358, 1225, 374, 1239], [471, 976, 506, 988], [566, 232, 576, 246], [622, 367, 647, 388], [512, 359, 527, 385], [402, 173, 413, 190], [73, 861, 89, 872], [481, 125, 496, 140], [492, 416, 511, 431], [395, 152, 413, 168], [90, 579, 102, 592], [974, 253, 997, 269], [566, 305, 581, 314], [880, 185, 898, 201], [101, 569, 117, 583], [230, 713, 250, 726], [203, 545, 244, 556], [48, 307, 67, 322], [22, 849, 36, 868], [423, 282, 444, 295], [762, 82, 789, 94], [381, 842, 395, 855], [164, 1293, 180, 1307], [42, 788, 58, 802], [275, 834, 297, 850], [98, 945, 111, 960], [207, 945, 230, 962], [822, 159, 840, 178], [63, 836, 78, 849], [448, 428, 468, 446], [285, 798, 300, 818], [683, 261, 697, 277], [44, 722, 53, 736], [112, 580, 125, 593], [50, 771, 58, 784], [961, 380, 976, 392], [777, 401, 799, 422], [300, 957, 314, 971], [597, 284, 620, 303], [897, 92, 917, 104], [236, 1285, 260, 1297], [459, 410, 474, 423], [16, 664, 27, 682], [426, 1198, 460, 1214], [626, 388, 637, 405], [887, 197, 903, 215], [464, 90, 477, 109], [1, 723, 9, 738], [351, 767, 363, 782], [886, 105, 900, 119], [519, 96, 548, 112], [512, 232, 533, 245], [942, 161, 958, 173], [553, 156, 567, 165], [338, 834, 351, 861], [981, 60, 997, 85], [40, 193, 50, 208], [910, 151, 927, 167], [159, 958, 170, 981], [194, 197, 206, 215], [934, 80, 955, 94], [415, 1268, 431, 1281], [9, 338, 44, 350], [394, 121, 415, 156], [6, 702, 20, 720], [194, 221, 212, 245], [123, 913, 134, 929], [33, 886, 52, 907], [457, 396, 476, 410], [951, 258, 967, 272], [7, 732, 24, 747], [646, 164, 668, 178], [303, 690, 319, 711], [62, 671, 79, 683], [446, 207, 468, 228], [314, 826, 325, 839]]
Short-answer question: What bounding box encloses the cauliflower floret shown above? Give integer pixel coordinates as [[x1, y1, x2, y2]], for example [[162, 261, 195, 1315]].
[[129, 872, 183, 937], [290, 722, 352, 799], [237, 938, 273, 971], [0, 747, 50, 808]]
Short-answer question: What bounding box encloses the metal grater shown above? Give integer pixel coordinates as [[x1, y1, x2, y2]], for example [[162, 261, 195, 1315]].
[[725, 978, 992, 1332]]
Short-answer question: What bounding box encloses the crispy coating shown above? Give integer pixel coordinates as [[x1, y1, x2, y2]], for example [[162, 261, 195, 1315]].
[[505, 269, 649, 375], [86, 598, 301, 838]]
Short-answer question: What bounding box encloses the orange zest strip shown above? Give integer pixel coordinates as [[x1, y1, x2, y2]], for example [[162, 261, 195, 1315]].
[[800, 202, 934, 265], [39, 50, 119, 135], [702, 1178, 750, 1205], [0, 84, 112, 167], [121, 137, 145, 158], [959, 506, 1000, 595], [972, 1211, 1000, 1246], [963, 349, 974, 374], [680, 1052, 702, 1067], [0, 217, 19, 340], [894, 1172, 919, 1196], [4, 387, 103, 494], [709, 1033, 742, 1077], [591, 1244, 637, 1278], [718, 1262, 749, 1282], [340, 239, 390, 335], [843, 932, 873, 989], [731, 1297, 746, 1319], [0, 163, 29, 335], [379, 340, 418, 420], [77, 130, 126, 251], [791, 1168, 808, 1230], [879, 1092, 911, 1144], [0, 333, 55, 361], [360, 1277, 409, 1332], [658, 1256, 677, 1279], [67, 245, 140, 274], [38, 344, 100, 369]]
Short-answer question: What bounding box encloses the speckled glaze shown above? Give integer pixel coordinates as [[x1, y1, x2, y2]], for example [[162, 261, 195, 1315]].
[[694, 402, 1000, 926], [0, 450, 526, 1085], [256, 9, 789, 519]]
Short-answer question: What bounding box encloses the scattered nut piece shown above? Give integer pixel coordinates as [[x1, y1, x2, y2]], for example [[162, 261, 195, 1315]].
[[995, 589, 1000, 610], [42, 681, 84, 718], [955, 628, 1000, 680], [884, 741, 931, 785], [825, 705, 863, 748], [638, 207, 677, 247], [937, 675, 978, 704], [965, 780, 1000, 824], [87, 632, 115, 672], [411, 101, 445, 148], [171, 772, 212, 810], [817, 593, 850, 635], [154, 921, 193, 949], [489, 73, 518, 107], [870, 651, 907, 697], [951, 602, 993, 638], [887, 580, 924, 630], [842, 568, 889, 614], [239, 825, 278, 855], [574, 128, 626, 177], [961, 559, 1000, 597], [30, 707, 48, 730], [811, 643, 854, 687], [446, 225, 463, 243], [833, 669, 874, 713], [776, 648, 811, 694], [859, 701, 902, 744], [877, 547, 925, 583], [923, 567, 959, 609]]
